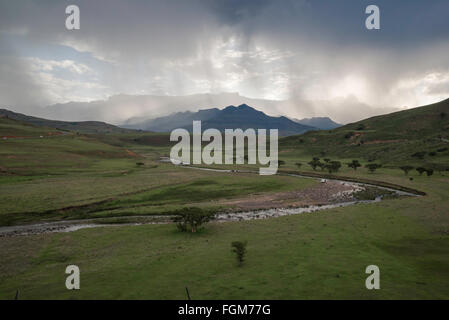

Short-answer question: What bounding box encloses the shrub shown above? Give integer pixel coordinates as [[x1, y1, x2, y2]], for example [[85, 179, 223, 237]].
[[308, 159, 322, 171], [295, 162, 302, 169], [325, 161, 341, 173], [231, 241, 247, 266], [172, 207, 214, 233], [416, 167, 426, 175], [411, 151, 426, 159], [136, 162, 145, 166], [425, 169, 434, 177], [399, 165, 414, 175], [365, 163, 382, 173], [347, 160, 361, 171]]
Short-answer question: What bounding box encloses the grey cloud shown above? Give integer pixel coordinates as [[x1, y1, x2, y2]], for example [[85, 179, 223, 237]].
[[0, 0, 448, 123]]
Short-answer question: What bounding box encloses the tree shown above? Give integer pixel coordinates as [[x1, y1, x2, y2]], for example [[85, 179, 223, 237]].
[[317, 161, 326, 171], [308, 159, 322, 171], [278, 160, 285, 167], [325, 161, 341, 173], [365, 163, 382, 173], [231, 241, 247, 266], [399, 165, 414, 175], [295, 162, 302, 169], [324, 158, 331, 163], [425, 168, 434, 177], [416, 167, 426, 176], [172, 207, 214, 233], [347, 160, 361, 171], [411, 151, 426, 160]]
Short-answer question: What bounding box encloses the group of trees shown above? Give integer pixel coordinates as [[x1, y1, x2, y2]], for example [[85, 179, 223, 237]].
[[299, 157, 443, 176], [304, 157, 385, 174], [400, 166, 434, 176], [172, 207, 248, 266], [306, 157, 342, 173]]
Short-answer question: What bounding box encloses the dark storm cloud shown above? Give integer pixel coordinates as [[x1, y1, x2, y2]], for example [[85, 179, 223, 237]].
[[0, 0, 448, 122]]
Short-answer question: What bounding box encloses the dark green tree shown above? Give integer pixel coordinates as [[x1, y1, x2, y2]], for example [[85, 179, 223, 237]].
[[231, 241, 247, 266], [347, 160, 361, 171], [416, 167, 426, 176], [365, 163, 382, 173], [308, 159, 321, 171], [399, 165, 414, 175], [172, 207, 214, 233], [325, 161, 341, 173]]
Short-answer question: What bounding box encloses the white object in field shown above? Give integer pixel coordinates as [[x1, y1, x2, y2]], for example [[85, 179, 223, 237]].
[[320, 179, 327, 183]]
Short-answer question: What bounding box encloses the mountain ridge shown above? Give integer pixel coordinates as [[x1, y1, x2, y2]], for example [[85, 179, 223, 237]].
[[0, 108, 139, 134], [124, 104, 316, 136]]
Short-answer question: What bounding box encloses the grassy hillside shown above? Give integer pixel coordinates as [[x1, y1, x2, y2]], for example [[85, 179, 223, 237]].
[[0, 109, 139, 134], [280, 98, 449, 167], [0, 116, 63, 138]]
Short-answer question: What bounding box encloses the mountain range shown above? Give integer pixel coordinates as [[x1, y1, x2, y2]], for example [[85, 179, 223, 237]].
[[10, 93, 400, 125], [123, 104, 320, 136]]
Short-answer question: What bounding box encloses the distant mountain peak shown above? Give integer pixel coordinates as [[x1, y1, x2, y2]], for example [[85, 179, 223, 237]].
[[124, 104, 316, 136]]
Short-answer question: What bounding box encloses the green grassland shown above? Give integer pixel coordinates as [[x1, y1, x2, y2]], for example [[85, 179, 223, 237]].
[[0, 174, 447, 299], [0, 124, 315, 226], [0, 101, 448, 299]]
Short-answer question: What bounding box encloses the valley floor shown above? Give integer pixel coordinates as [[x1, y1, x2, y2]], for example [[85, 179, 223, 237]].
[[0, 132, 448, 299]]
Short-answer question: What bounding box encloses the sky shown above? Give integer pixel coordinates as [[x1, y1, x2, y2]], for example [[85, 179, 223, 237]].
[[0, 0, 449, 123]]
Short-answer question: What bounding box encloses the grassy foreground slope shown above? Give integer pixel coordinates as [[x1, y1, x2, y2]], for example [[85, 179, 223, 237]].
[[0, 173, 447, 299]]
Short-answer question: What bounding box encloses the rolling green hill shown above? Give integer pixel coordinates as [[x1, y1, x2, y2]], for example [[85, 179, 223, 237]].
[[0, 109, 140, 134], [0, 116, 63, 138], [280, 98, 449, 167]]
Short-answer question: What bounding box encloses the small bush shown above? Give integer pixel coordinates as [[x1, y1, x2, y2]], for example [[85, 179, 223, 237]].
[[416, 167, 426, 175], [347, 160, 361, 171], [399, 165, 414, 175], [231, 241, 247, 266], [411, 151, 426, 159], [172, 207, 215, 233], [365, 163, 382, 173]]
